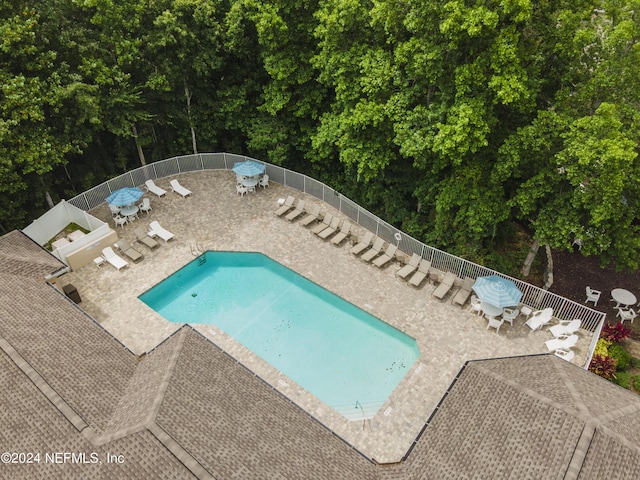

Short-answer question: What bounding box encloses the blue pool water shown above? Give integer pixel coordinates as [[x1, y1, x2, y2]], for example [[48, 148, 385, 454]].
[[139, 251, 419, 419]]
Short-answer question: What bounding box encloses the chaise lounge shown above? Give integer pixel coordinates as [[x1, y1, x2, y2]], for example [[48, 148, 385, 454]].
[[117, 238, 144, 263], [361, 237, 385, 262], [350, 232, 374, 256], [373, 244, 398, 268], [145, 179, 167, 197], [432, 272, 457, 300], [102, 246, 128, 271], [317, 217, 341, 239], [396, 253, 421, 279], [149, 221, 175, 243], [275, 196, 295, 217], [408, 259, 432, 287], [330, 221, 352, 245], [451, 276, 475, 307], [299, 204, 321, 227], [286, 199, 306, 222], [134, 227, 160, 250], [170, 179, 192, 198], [311, 213, 334, 235]]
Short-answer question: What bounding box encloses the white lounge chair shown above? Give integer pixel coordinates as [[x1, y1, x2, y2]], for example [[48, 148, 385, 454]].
[[545, 334, 578, 352], [524, 307, 554, 331], [102, 246, 128, 271], [554, 349, 575, 362], [350, 232, 374, 256], [618, 308, 637, 324], [149, 220, 175, 243], [170, 179, 192, 198], [396, 253, 421, 279], [549, 319, 581, 338], [408, 260, 432, 288], [145, 179, 167, 197]]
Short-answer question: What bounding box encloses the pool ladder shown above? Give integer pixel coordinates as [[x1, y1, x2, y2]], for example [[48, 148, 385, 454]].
[[190, 242, 205, 257]]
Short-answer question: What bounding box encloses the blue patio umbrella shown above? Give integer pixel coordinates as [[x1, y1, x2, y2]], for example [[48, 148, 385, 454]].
[[105, 187, 144, 207], [232, 160, 266, 177], [472, 275, 523, 308]]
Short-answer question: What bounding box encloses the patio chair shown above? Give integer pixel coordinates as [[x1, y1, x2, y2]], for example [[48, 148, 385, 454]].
[[396, 253, 421, 279], [311, 213, 334, 236], [109, 204, 122, 217], [469, 295, 482, 315], [486, 317, 505, 334], [373, 244, 398, 268], [408, 260, 432, 288], [113, 215, 128, 229], [317, 217, 341, 239], [330, 221, 352, 246], [149, 220, 175, 243], [134, 227, 160, 250], [618, 308, 637, 324], [524, 307, 554, 331], [259, 173, 269, 189], [360, 237, 385, 262], [554, 349, 575, 362], [145, 179, 167, 197], [350, 231, 374, 256], [139, 197, 152, 214], [545, 334, 578, 352], [170, 179, 192, 198], [501, 307, 520, 326], [117, 238, 144, 263], [585, 286, 601, 306], [285, 199, 306, 222], [432, 272, 456, 300], [549, 319, 581, 338], [299, 204, 321, 227], [102, 246, 128, 271], [274, 196, 295, 216], [451, 276, 475, 307], [236, 184, 248, 196]]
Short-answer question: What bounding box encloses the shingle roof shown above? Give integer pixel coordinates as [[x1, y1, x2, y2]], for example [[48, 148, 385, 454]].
[[2, 230, 640, 479]]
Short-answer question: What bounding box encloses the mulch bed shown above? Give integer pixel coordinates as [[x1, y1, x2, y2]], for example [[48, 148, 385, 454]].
[[548, 249, 640, 340]]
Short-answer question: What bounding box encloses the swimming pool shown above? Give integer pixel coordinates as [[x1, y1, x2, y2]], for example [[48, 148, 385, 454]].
[[139, 251, 419, 419]]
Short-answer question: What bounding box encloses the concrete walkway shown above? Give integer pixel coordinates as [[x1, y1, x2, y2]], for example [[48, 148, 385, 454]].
[[59, 170, 592, 464]]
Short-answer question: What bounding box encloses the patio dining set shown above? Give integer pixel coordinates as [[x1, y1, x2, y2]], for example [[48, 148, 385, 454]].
[[585, 285, 638, 324], [233, 160, 269, 196]]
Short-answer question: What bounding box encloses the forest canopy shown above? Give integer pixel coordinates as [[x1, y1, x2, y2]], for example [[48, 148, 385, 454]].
[[1, 0, 639, 270]]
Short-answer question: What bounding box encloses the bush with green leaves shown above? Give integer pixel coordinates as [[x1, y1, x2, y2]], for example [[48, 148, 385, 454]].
[[609, 344, 631, 371], [614, 371, 632, 389], [634, 375, 640, 392], [600, 322, 632, 343]]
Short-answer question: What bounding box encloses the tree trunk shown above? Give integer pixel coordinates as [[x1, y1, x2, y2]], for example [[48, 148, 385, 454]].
[[131, 124, 146, 166], [184, 80, 198, 154], [521, 239, 540, 277], [40, 176, 54, 208]]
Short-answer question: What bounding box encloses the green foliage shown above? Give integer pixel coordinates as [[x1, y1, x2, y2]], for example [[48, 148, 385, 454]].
[[589, 354, 617, 380], [609, 343, 631, 371], [634, 375, 640, 392], [630, 357, 640, 370], [593, 338, 612, 358], [614, 370, 631, 389]]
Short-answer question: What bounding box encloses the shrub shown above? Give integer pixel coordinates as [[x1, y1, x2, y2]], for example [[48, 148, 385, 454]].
[[609, 344, 631, 371], [600, 322, 631, 343], [631, 357, 640, 370], [634, 375, 640, 392], [589, 354, 617, 380], [594, 338, 612, 357], [614, 371, 632, 389]]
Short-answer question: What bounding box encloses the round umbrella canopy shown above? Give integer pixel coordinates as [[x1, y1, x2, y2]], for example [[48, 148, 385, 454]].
[[472, 275, 523, 308], [232, 160, 266, 177], [106, 187, 144, 206]]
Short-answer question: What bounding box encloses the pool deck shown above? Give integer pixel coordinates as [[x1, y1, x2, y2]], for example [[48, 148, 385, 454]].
[[57, 170, 592, 464]]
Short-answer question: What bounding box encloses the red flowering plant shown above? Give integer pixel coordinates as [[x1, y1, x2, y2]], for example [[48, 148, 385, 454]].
[[600, 322, 631, 344], [589, 354, 617, 380]]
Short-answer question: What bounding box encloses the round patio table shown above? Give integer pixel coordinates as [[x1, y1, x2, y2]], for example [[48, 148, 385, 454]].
[[241, 176, 259, 188], [480, 302, 503, 320], [611, 288, 637, 308]]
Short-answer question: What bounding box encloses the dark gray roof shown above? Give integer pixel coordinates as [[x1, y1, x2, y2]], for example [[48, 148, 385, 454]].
[[2, 230, 640, 479]]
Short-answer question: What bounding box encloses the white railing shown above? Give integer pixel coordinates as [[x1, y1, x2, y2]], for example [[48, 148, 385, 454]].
[[66, 152, 606, 368]]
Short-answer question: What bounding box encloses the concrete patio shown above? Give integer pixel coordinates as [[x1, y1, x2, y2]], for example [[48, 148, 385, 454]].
[[56, 170, 592, 464]]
